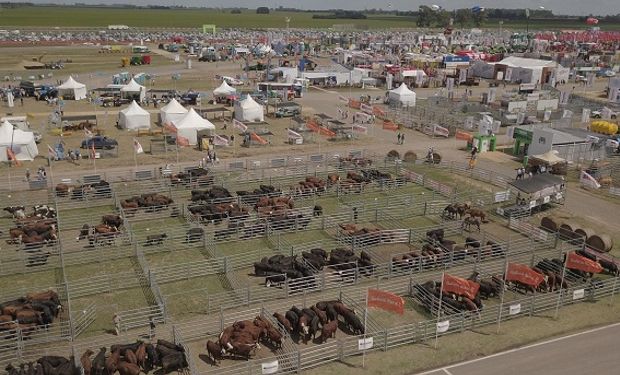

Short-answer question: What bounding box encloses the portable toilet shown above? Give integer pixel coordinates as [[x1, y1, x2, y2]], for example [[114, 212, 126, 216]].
[[142, 55, 151, 65], [121, 57, 130, 67]]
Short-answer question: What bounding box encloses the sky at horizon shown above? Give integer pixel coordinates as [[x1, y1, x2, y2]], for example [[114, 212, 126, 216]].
[[14, 0, 620, 16]]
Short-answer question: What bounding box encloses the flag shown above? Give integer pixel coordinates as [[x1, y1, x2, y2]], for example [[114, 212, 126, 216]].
[[163, 122, 177, 134], [84, 128, 93, 138], [580, 171, 601, 189], [566, 252, 603, 274], [176, 134, 190, 147], [287, 129, 302, 139], [212, 135, 229, 146], [433, 125, 449, 138], [506, 263, 545, 287], [133, 138, 144, 154], [90, 142, 96, 159], [233, 119, 248, 132], [47, 144, 57, 159], [367, 288, 404, 315], [441, 274, 480, 300], [250, 132, 268, 145]]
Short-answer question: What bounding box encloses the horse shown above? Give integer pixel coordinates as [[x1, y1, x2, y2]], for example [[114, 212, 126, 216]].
[[465, 208, 488, 223], [442, 204, 458, 220], [462, 216, 481, 232]]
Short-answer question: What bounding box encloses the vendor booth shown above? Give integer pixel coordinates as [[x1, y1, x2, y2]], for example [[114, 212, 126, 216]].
[[0, 120, 39, 161], [57, 76, 87, 100], [388, 83, 416, 106], [160, 98, 188, 125], [120, 79, 146, 102], [172, 108, 215, 145], [118, 101, 151, 130]]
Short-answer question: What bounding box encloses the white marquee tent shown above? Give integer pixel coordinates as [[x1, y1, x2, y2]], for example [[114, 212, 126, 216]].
[[0, 121, 38, 161], [160, 98, 188, 125], [213, 80, 237, 97], [57, 76, 87, 100], [234, 95, 264, 122], [389, 83, 416, 106], [120, 79, 146, 102], [173, 108, 215, 145], [118, 101, 151, 130]]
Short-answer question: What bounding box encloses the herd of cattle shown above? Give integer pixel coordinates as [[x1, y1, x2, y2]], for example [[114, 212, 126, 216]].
[[76, 214, 124, 247], [5, 339, 187, 375], [0, 290, 62, 336], [253, 248, 374, 286], [55, 181, 112, 200], [4, 206, 59, 267], [205, 300, 364, 366], [169, 167, 214, 187], [120, 194, 174, 213]]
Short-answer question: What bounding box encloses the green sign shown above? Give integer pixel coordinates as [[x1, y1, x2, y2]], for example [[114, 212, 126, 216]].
[[513, 128, 532, 143], [202, 24, 216, 34]]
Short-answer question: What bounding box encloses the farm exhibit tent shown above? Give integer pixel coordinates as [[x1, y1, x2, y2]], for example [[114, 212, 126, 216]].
[[118, 101, 151, 131], [234, 95, 264, 122], [120, 79, 146, 102], [388, 83, 416, 106], [0, 121, 38, 161], [172, 108, 215, 145], [213, 80, 237, 97], [160, 98, 188, 125], [57, 76, 87, 100]]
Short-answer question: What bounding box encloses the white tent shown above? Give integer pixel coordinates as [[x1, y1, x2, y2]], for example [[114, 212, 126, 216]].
[[173, 108, 215, 145], [213, 80, 236, 97], [57, 76, 87, 100], [0, 121, 38, 161], [389, 83, 416, 106], [118, 101, 151, 130], [234, 95, 264, 122], [120, 79, 146, 102], [160, 98, 188, 125]]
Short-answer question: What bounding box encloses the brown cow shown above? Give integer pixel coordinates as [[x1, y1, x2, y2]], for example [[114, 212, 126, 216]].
[[105, 349, 120, 375], [205, 340, 222, 366], [80, 349, 94, 375], [123, 349, 137, 365], [116, 361, 140, 375], [311, 306, 328, 324], [272, 312, 293, 333], [319, 320, 338, 343], [134, 343, 146, 370]]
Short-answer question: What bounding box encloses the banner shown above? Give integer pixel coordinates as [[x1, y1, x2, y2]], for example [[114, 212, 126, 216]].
[[354, 112, 372, 123], [372, 106, 386, 117], [338, 95, 349, 104], [176, 134, 190, 147], [436, 320, 450, 333], [287, 128, 302, 139], [367, 288, 405, 315], [559, 90, 570, 105], [580, 171, 601, 189], [464, 116, 474, 130], [505, 68, 513, 82], [358, 337, 374, 350], [509, 303, 521, 315], [163, 123, 177, 134], [47, 144, 57, 159], [352, 124, 368, 134], [233, 119, 248, 132], [261, 360, 279, 375], [581, 108, 591, 124], [566, 252, 603, 274], [543, 109, 552, 122], [213, 135, 230, 146], [506, 263, 545, 287], [455, 130, 473, 141], [601, 107, 612, 120], [251, 132, 268, 145], [488, 87, 496, 103], [360, 103, 373, 114], [572, 289, 585, 300], [133, 138, 144, 154], [586, 72, 595, 87], [7, 91, 14, 108], [442, 274, 480, 300], [433, 125, 449, 138], [382, 120, 399, 131]]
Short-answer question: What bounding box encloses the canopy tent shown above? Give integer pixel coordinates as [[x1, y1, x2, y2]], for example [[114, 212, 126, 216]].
[[388, 83, 416, 106], [173, 108, 215, 145], [160, 98, 188, 125], [0, 121, 38, 161], [213, 80, 237, 97], [120, 79, 146, 102], [530, 150, 566, 166], [234, 95, 264, 122], [118, 101, 151, 130], [57, 76, 87, 100]]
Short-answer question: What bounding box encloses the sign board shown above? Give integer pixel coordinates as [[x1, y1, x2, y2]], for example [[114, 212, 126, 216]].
[[434, 125, 449, 138], [543, 195, 550, 204], [436, 320, 450, 333], [261, 360, 279, 374], [494, 191, 511, 203], [358, 337, 374, 350], [573, 289, 585, 300], [581, 108, 591, 123], [509, 303, 521, 315], [368, 289, 405, 315], [519, 83, 536, 92]]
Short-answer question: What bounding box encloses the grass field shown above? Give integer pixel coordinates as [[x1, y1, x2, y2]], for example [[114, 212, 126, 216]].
[[0, 6, 617, 30]]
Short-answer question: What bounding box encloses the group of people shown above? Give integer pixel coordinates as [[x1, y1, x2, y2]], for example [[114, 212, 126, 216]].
[[197, 150, 218, 168], [515, 167, 532, 180], [25, 167, 47, 182]]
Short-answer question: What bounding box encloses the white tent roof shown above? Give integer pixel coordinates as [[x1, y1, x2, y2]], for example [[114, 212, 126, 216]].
[[234, 95, 264, 122], [0, 121, 38, 161], [213, 80, 236, 96], [497, 56, 557, 69], [238, 95, 261, 110], [121, 100, 150, 116], [161, 98, 188, 115], [174, 108, 215, 130], [390, 83, 415, 95], [531, 150, 565, 166], [57, 76, 85, 90], [120, 78, 145, 92]]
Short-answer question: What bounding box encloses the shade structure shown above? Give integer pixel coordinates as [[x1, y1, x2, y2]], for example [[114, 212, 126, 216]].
[[120, 78, 146, 102], [0, 121, 38, 161], [388, 83, 416, 106], [57, 76, 87, 100], [234, 95, 264, 122], [119, 101, 151, 130], [213, 80, 237, 97], [160, 98, 188, 125], [173, 108, 215, 145]]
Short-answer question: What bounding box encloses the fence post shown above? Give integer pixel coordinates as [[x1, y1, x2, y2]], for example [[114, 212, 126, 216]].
[[610, 275, 619, 307], [219, 306, 224, 331]]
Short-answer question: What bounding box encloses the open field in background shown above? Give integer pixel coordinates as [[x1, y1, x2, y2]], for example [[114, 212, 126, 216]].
[[0, 7, 618, 30]]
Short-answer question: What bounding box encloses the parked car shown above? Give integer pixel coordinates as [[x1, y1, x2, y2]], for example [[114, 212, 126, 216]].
[[81, 136, 118, 150], [591, 109, 618, 119], [275, 107, 301, 118]]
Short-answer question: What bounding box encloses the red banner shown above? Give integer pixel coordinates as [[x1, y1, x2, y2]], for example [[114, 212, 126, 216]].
[[348, 99, 361, 109], [566, 252, 603, 274], [383, 120, 399, 131], [367, 288, 404, 315], [372, 106, 386, 117], [455, 130, 473, 141], [441, 274, 480, 300], [506, 263, 545, 287]]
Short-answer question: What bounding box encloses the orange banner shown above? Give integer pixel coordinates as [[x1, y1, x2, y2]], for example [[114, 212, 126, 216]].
[[250, 132, 268, 145], [442, 274, 480, 300], [307, 120, 336, 137], [372, 106, 386, 117], [506, 263, 545, 287], [383, 120, 399, 131], [348, 99, 361, 109], [455, 130, 473, 141], [566, 252, 603, 274], [367, 288, 404, 315]]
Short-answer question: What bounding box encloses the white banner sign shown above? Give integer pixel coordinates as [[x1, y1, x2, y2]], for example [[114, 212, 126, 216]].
[[581, 108, 591, 124], [509, 303, 521, 315], [338, 95, 349, 104], [261, 360, 279, 374], [358, 337, 374, 350], [352, 124, 368, 134], [573, 289, 585, 300], [434, 125, 449, 138], [436, 320, 450, 333], [360, 103, 373, 114], [602, 107, 612, 120], [559, 90, 570, 105]]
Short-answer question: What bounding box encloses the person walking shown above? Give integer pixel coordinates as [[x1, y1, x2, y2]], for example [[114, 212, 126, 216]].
[[148, 317, 156, 341], [113, 314, 121, 336], [397, 133, 401, 145], [25, 169, 30, 182], [400, 133, 405, 145]]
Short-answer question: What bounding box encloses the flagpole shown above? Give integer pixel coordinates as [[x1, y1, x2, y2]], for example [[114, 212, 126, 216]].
[[496, 260, 509, 333], [554, 251, 568, 319], [362, 288, 368, 368], [434, 271, 445, 349]]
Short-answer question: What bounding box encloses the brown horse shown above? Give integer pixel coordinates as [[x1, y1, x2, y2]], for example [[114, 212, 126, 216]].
[[80, 349, 94, 375], [462, 216, 481, 232], [104, 348, 120, 375], [465, 208, 488, 223]]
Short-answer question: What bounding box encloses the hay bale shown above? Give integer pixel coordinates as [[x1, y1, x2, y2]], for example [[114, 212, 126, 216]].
[[559, 221, 581, 241], [586, 234, 613, 253], [403, 151, 417, 162], [574, 227, 595, 240], [540, 216, 559, 232], [387, 150, 400, 159]]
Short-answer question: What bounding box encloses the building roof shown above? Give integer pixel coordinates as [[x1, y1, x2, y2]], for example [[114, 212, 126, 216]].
[[509, 174, 564, 194], [497, 56, 558, 69]]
